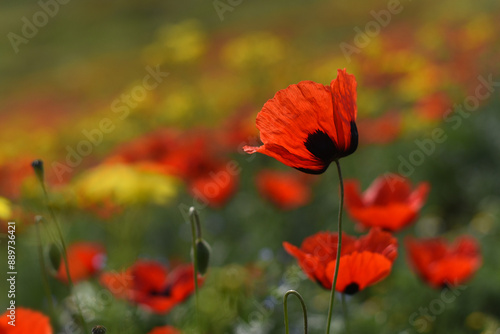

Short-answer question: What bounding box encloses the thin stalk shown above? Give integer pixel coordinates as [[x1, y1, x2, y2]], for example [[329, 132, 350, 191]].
[[284, 290, 308, 334], [325, 160, 344, 334], [189, 207, 200, 324], [35, 217, 56, 315], [341, 293, 352, 334], [38, 182, 88, 333]]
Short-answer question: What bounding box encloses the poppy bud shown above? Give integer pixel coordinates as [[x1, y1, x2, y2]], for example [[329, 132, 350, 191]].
[[194, 238, 211, 275], [46, 243, 61, 275], [92, 325, 107, 334], [31, 159, 45, 184]]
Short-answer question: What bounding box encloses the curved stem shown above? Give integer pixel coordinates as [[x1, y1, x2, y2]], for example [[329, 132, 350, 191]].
[[325, 160, 344, 334], [341, 293, 352, 334], [284, 290, 308, 334]]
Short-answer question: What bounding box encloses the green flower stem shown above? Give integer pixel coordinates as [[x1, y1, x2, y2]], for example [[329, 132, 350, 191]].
[[325, 160, 344, 334], [284, 290, 308, 334], [34, 216, 56, 316], [37, 180, 88, 333]]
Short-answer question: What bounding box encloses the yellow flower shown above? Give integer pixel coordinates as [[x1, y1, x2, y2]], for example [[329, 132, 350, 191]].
[[221, 32, 285, 70], [0, 197, 12, 220], [73, 164, 179, 206], [143, 20, 207, 65]]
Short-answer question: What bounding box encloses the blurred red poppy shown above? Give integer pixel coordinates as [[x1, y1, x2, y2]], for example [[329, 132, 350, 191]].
[[406, 235, 482, 288], [56, 242, 106, 284], [100, 260, 203, 314], [0, 307, 52, 334], [415, 92, 451, 121], [147, 326, 181, 334], [357, 112, 401, 145], [283, 228, 397, 294], [244, 69, 358, 174], [0, 157, 36, 199], [105, 129, 238, 208], [344, 174, 429, 231], [256, 169, 312, 210]]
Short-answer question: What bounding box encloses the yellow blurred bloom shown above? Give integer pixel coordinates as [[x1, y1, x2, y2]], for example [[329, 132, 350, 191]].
[[0, 197, 13, 220], [143, 20, 207, 65], [159, 87, 196, 125], [221, 32, 285, 70], [73, 164, 179, 206], [462, 15, 495, 49]]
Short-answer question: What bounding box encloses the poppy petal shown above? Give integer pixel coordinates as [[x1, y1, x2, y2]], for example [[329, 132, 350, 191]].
[[325, 251, 392, 293], [330, 69, 358, 153], [356, 228, 398, 262], [283, 241, 329, 288]]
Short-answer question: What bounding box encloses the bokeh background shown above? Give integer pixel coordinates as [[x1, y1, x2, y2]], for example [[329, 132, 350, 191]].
[[1, 0, 500, 333]]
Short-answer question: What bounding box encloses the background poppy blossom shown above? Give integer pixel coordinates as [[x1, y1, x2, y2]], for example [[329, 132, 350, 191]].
[[283, 228, 397, 294], [0, 307, 52, 334], [256, 169, 313, 210], [406, 235, 482, 288], [104, 129, 238, 208], [55, 241, 106, 284], [244, 69, 358, 174], [147, 326, 181, 334], [100, 260, 203, 314], [344, 174, 430, 231]]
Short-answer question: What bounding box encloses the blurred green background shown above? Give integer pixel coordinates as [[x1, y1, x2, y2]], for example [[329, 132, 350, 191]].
[[1, 0, 500, 333]]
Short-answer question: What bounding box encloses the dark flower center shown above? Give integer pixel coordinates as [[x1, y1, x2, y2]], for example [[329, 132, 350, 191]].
[[304, 130, 338, 162], [304, 122, 358, 164], [343, 282, 359, 295], [149, 285, 172, 297]]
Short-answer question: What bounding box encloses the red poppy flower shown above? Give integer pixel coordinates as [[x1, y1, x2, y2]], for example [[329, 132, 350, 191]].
[[244, 69, 358, 174], [256, 169, 312, 210], [283, 228, 397, 294], [56, 242, 106, 284], [0, 307, 52, 334], [415, 92, 451, 121], [406, 235, 482, 288], [188, 165, 238, 208], [357, 112, 401, 145], [100, 260, 203, 314], [344, 174, 430, 231], [105, 129, 238, 208], [147, 326, 181, 334]]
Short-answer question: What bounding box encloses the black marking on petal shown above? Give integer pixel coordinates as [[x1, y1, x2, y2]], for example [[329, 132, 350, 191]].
[[304, 130, 339, 162], [343, 282, 360, 295], [295, 165, 329, 175], [341, 121, 358, 158], [149, 285, 172, 297]]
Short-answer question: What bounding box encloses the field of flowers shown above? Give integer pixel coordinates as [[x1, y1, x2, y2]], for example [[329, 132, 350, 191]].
[[1, 0, 500, 333]]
